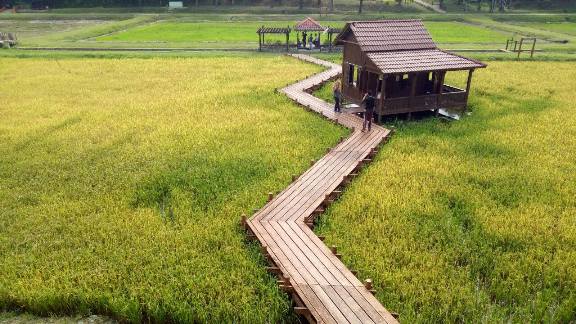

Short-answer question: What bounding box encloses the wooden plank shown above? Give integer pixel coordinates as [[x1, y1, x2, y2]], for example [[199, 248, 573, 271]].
[[332, 285, 377, 324], [268, 221, 333, 286], [322, 285, 368, 324], [351, 285, 398, 324], [248, 220, 309, 285], [344, 286, 386, 323], [277, 221, 349, 285], [295, 284, 339, 324], [310, 284, 351, 323]]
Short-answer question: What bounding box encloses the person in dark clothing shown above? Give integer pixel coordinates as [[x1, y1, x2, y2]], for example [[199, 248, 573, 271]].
[[333, 80, 342, 113], [302, 32, 307, 49], [362, 91, 376, 132]]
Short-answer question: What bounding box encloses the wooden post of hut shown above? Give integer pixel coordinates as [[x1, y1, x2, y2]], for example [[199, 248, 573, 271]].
[[463, 69, 474, 111], [333, 20, 486, 120]]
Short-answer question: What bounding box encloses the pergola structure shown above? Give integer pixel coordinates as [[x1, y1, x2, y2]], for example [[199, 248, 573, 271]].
[[325, 27, 342, 52], [257, 26, 291, 52], [335, 20, 486, 121], [255, 18, 342, 52]]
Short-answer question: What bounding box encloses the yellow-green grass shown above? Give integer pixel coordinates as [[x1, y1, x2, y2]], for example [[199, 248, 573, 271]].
[[94, 20, 508, 47], [0, 56, 347, 322], [0, 19, 106, 39], [318, 61, 576, 322], [511, 22, 576, 36]]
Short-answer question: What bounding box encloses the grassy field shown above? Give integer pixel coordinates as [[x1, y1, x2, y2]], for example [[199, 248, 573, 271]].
[[2, 12, 575, 53], [0, 19, 106, 38], [317, 61, 576, 322], [0, 55, 347, 322], [95, 20, 508, 46], [511, 22, 576, 36]]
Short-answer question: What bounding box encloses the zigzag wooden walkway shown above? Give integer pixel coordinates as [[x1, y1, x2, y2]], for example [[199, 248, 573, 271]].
[[244, 54, 398, 324]]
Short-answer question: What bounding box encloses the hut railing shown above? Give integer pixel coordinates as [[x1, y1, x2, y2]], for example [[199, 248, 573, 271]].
[[381, 89, 467, 113]]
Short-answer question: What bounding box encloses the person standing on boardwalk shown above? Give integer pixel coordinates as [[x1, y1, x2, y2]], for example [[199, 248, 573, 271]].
[[362, 90, 376, 132], [333, 80, 342, 113]]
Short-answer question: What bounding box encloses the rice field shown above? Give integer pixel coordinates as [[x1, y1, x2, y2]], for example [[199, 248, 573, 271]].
[[512, 22, 576, 36], [0, 55, 347, 322], [95, 20, 507, 46], [317, 61, 576, 323]]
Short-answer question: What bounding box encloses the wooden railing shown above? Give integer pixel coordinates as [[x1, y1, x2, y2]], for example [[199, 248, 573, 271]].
[[380, 89, 467, 114]]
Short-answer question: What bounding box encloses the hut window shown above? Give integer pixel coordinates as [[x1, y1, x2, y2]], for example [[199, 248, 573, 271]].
[[348, 64, 355, 85], [355, 67, 362, 88]]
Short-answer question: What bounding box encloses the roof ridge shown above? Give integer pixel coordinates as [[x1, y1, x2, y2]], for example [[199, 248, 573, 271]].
[[349, 19, 424, 24]]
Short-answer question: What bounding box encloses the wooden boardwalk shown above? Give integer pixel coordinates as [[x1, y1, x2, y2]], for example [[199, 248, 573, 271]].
[[244, 54, 398, 324]]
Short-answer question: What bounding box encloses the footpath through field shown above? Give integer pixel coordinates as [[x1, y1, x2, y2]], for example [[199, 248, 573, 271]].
[[245, 54, 398, 324]]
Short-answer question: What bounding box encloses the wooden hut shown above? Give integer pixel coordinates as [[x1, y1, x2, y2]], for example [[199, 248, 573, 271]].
[[334, 20, 486, 120]]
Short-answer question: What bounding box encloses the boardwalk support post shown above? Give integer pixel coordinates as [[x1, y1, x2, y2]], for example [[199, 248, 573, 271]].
[[365, 279, 376, 294], [331, 245, 342, 259], [294, 306, 312, 317], [266, 266, 281, 274], [268, 192, 274, 202]]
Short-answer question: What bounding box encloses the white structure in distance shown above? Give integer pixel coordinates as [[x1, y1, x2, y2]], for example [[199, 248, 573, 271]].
[[168, 1, 184, 9]]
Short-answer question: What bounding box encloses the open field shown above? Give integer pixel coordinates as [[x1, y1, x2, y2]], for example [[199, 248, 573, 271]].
[[1, 11, 575, 54], [0, 55, 347, 322], [317, 61, 576, 322], [510, 22, 576, 36], [95, 20, 508, 46]]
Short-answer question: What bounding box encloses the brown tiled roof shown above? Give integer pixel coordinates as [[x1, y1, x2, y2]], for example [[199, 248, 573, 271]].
[[295, 17, 325, 31], [366, 49, 486, 73], [336, 20, 436, 52]]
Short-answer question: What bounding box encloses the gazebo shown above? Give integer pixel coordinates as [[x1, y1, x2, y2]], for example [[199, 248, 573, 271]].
[[335, 20, 486, 121], [294, 17, 325, 50]]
